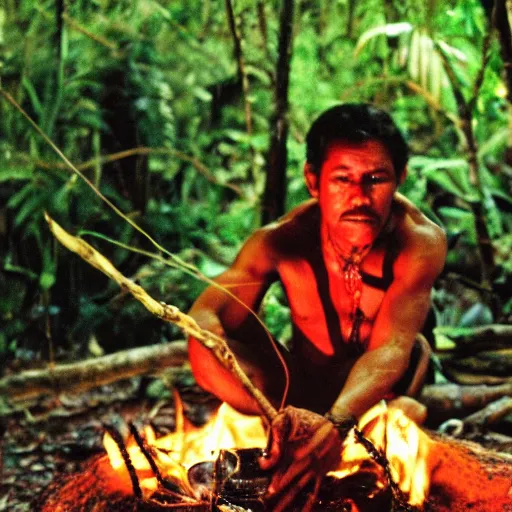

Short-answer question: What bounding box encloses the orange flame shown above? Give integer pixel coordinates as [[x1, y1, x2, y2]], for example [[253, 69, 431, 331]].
[[103, 400, 431, 507]]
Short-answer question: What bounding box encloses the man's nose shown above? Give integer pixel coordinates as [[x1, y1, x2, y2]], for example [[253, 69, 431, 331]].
[[349, 182, 371, 207]]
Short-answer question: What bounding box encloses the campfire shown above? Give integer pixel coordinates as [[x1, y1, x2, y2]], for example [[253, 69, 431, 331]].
[[38, 399, 512, 511]]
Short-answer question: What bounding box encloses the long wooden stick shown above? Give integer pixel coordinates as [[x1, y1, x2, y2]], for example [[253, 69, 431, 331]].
[[44, 213, 278, 422]]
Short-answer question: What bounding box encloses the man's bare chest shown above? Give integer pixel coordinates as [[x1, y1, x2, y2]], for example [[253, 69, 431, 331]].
[[277, 254, 388, 355]]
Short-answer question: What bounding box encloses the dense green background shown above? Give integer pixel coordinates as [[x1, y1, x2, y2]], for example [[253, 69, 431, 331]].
[[1, 0, 511, 371]]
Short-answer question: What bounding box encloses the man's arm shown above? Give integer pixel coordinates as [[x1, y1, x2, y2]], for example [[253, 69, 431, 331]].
[[329, 221, 447, 420], [188, 227, 278, 414]]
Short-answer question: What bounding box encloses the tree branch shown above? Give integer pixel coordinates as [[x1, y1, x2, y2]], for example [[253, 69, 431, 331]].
[[24, 147, 243, 197], [63, 13, 118, 51], [44, 214, 277, 422]]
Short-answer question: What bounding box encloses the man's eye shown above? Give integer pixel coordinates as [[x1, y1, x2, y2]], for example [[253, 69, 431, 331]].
[[368, 175, 387, 184], [335, 176, 350, 183]]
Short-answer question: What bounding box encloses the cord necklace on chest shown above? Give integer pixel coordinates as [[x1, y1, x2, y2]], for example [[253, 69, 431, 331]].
[[327, 232, 372, 352]]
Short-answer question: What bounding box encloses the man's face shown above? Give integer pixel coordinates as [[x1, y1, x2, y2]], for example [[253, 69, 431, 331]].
[[305, 139, 400, 251]]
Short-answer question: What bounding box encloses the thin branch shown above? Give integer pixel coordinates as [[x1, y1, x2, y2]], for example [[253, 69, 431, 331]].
[[257, 1, 268, 48], [44, 213, 278, 423], [445, 271, 493, 294], [34, 5, 119, 52], [63, 13, 118, 51], [225, 0, 253, 135], [468, 30, 493, 114], [1, 80, 290, 411], [21, 147, 243, 197]]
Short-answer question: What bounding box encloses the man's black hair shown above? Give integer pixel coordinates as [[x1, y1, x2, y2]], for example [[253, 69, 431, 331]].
[[306, 103, 408, 180]]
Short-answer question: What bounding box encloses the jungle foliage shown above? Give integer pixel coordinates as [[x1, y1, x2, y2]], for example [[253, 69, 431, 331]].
[[1, 0, 511, 370]]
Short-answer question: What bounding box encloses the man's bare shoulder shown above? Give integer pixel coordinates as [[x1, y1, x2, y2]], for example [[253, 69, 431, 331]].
[[265, 199, 320, 257], [393, 193, 447, 279], [232, 200, 318, 273]]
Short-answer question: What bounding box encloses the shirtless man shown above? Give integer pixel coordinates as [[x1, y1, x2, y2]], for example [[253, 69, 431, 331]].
[[188, 104, 446, 507]]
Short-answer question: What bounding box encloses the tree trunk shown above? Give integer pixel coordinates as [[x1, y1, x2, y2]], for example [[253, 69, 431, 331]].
[[262, 0, 295, 224]]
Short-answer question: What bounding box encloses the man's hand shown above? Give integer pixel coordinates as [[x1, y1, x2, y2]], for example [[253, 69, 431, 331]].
[[259, 406, 355, 512]]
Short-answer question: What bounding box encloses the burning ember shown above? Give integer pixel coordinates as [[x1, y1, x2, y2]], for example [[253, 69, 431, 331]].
[[39, 399, 512, 511]]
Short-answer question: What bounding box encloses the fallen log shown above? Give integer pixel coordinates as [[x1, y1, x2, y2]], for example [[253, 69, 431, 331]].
[[463, 396, 512, 426], [441, 368, 512, 386], [438, 397, 512, 450], [434, 324, 512, 353], [0, 341, 188, 402], [441, 353, 512, 376], [419, 382, 512, 420]]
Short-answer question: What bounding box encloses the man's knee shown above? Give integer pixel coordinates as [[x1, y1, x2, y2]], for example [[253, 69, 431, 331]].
[[388, 396, 427, 424]]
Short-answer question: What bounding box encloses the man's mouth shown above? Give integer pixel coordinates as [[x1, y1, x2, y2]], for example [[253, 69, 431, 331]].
[[341, 215, 376, 223], [340, 213, 379, 224], [339, 207, 380, 224]]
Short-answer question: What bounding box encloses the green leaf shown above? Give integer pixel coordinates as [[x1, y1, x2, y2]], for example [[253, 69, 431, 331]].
[[419, 31, 431, 89], [430, 49, 442, 101], [7, 183, 34, 209], [420, 159, 478, 201], [408, 30, 420, 81], [355, 22, 413, 56], [193, 86, 212, 102], [478, 127, 508, 159], [433, 330, 457, 350], [39, 271, 56, 290], [436, 39, 468, 63], [437, 206, 476, 243], [482, 189, 503, 238], [13, 192, 47, 228], [0, 165, 34, 183], [22, 76, 43, 117]]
